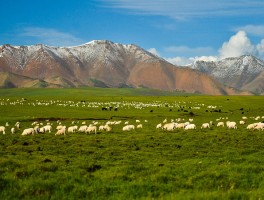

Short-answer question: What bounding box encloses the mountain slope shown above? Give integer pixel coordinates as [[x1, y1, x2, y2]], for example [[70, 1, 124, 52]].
[[190, 55, 264, 94], [0, 40, 235, 95]]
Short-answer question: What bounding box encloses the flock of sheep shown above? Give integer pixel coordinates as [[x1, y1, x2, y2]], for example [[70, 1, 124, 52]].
[[0, 115, 263, 136], [0, 98, 264, 136]]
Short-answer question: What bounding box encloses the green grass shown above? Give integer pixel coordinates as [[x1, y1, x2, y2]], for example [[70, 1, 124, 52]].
[[0, 88, 264, 199]]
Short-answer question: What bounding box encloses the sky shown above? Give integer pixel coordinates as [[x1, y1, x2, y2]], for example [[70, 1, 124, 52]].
[[1, 0, 264, 65]]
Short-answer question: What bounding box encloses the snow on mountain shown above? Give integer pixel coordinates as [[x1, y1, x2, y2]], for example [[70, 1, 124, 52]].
[[190, 55, 264, 93], [0, 40, 243, 95]]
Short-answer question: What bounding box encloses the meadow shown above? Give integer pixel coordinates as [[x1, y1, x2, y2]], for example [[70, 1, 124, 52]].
[[0, 88, 264, 199]]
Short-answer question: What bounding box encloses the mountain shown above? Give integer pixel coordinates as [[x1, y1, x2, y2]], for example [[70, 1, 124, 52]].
[[190, 55, 264, 94], [0, 40, 242, 95]]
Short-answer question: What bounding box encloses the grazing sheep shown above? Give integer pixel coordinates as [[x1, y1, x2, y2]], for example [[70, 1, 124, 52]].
[[78, 125, 88, 133], [176, 123, 185, 129], [163, 123, 176, 131], [43, 125, 52, 133], [103, 124, 112, 132], [136, 120, 140, 123], [122, 125, 135, 131], [227, 121, 237, 129], [217, 122, 224, 127], [99, 125, 105, 131], [11, 127, 15, 134], [0, 126, 6, 134], [185, 124, 196, 130], [201, 123, 210, 129], [68, 125, 78, 133], [38, 127, 46, 134], [239, 120, 245, 125], [247, 123, 258, 130], [254, 123, 264, 131], [156, 123, 162, 129], [137, 124, 143, 129], [21, 128, 34, 136], [55, 126, 66, 135], [86, 125, 97, 134]]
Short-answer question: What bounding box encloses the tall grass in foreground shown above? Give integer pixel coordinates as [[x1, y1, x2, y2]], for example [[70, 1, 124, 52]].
[[0, 88, 263, 199]]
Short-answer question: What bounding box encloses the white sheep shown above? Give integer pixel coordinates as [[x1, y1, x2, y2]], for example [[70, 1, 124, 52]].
[[227, 121, 237, 129], [176, 123, 185, 129], [68, 125, 78, 133], [55, 126, 66, 135], [0, 126, 6, 134], [201, 123, 210, 129], [136, 120, 140, 123], [156, 123, 162, 129], [254, 123, 264, 131], [43, 124, 52, 133], [99, 125, 105, 131], [103, 124, 112, 132], [185, 124, 196, 130], [21, 128, 34, 136], [239, 120, 245, 125], [247, 123, 257, 130], [217, 122, 224, 127], [86, 125, 97, 134], [163, 123, 176, 131], [137, 124, 143, 129], [122, 125, 135, 131], [78, 125, 88, 133], [11, 127, 15, 134]]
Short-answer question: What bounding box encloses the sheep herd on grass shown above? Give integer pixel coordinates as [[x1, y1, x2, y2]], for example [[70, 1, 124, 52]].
[[0, 115, 263, 136], [0, 98, 264, 136]]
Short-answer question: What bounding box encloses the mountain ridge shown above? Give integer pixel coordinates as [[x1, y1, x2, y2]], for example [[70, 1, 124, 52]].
[[0, 40, 251, 95]]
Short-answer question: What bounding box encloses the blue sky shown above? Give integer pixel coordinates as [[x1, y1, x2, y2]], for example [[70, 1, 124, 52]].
[[1, 0, 264, 65]]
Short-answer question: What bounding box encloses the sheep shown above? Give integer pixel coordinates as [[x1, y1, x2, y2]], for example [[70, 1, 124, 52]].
[[38, 127, 46, 134], [86, 125, 97, 134], [122, 125, 135, 131], [0, 126, 6, 134], [227, 121, 237, 129], [163, 123, 176, 131], [103, 124, 112, 132], [156, 123, 162, 129], [185, 124, 196, 130], [56, 125, 64, 130], [176, 123, 185, 129], [55, 126, 66, 135], [21, 128, 34, 136], [201, 123, 210, 129], [15, 122, 20, 130], [136, 120, 140, 123], [78, 125, 88, 133], [11, 127, 15, 134], [137, 124, 143, 129], [68, 125, 78, 133], [99, 125, 105, 131], [43, 124, 52, 133], [239, 120, 245, 125], [247, 123, 258, 130], [217, 122, 224, 127], [254, 123, 264, 131]]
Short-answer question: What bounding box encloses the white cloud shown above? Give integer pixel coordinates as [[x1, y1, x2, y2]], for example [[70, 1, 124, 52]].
[[20, 27, 84, 47], [166, 57, 193, 66], [219, 31, 255, 59], [234, 25, 264, 37], [147, 48, 160, 56], [166, 56, 218, 66], [100, 0, 264, 19], [257, 39, 264, 57]]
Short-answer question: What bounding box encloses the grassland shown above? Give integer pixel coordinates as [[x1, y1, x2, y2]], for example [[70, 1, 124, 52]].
[[0, 88, 264, 199]]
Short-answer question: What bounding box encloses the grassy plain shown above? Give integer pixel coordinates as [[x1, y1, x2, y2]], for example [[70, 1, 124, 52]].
[[0, 88, 264, 199]]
